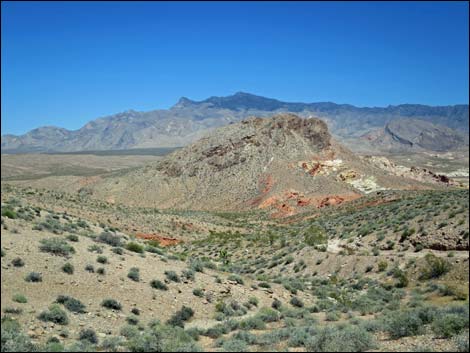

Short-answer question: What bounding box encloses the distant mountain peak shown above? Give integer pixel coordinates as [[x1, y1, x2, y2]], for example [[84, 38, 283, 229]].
[[172, 97, 196, 109]]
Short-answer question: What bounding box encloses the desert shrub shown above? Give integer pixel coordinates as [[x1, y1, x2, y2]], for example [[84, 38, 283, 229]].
[[97, 232, 122, 247], [2, 208, 17, 219], [227, 274, 244, 285], [11, 258, 24, 267], [88, 244, 103, 254], [272, 299, 282, 310], [432, 313, 468, 338], [120, 325, 139, 339], [164, 270, 180, 283], [290, 296, 304, 308], [233, 331, 257, 345], [1, 316, 37, 352], [204, 324, 228, 339], [12, 294, 27, 304], [127, 330, 162, 352], [392, 267, 409, 288], [167, 306, 194, 328], [96, 255, 108, 264], [62, 262, 74, 274], [189, 258, 205, 272], [100, 336, 124, 352], [304, 224, 327, 246], [378, 260, 388, 272], [145, 245, 165, 255], [126, 315, 139, 325], [39, 238, 75, 257], [151, 280, 168, 291], [131, 308, 140, 316], [453, 331, 469, 352], [85, 264, 95, 273], [288, 327, 314, 347], [66, 234, 79, 242], [239, 317, 266, 330], [127, 267, 140, 282], [4, 307, 22, 315], [96, 267, 106, 275], [248, 297, 259, 307], [221, 339, 247, 352], [25, 272, 42, 282], [38, 305, 69, 325], [101, 299, 122, 311], [305, 325, 375, 352], [257, 307, 280, 322], [420, 254, 451, 280], [79, 329, 98, 344], [112, 247, 124, 255], [182, 269, 195, 281], [385, 310, 423, 338], [193, 289, 204, 297], [326, 311, 341, 321], [56, 295, 86, 313], [125, 242, 144, 253]]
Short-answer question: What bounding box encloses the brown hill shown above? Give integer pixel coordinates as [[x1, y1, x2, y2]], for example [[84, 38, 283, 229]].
[[89, 114, 456, 213]]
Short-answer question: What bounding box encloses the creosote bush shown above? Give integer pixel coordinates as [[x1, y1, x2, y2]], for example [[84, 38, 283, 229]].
[[101, 299, 122, 311], [38, 305, 69, 325]]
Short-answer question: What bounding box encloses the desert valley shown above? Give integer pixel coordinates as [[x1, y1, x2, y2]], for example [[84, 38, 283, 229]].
[[1, 92, 469, 352]]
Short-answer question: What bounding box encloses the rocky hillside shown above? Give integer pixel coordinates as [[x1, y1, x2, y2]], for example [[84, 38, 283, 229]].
[[2, 92, 468, 153], [85, 114, 456, 213], [362, 118, 469, 152]]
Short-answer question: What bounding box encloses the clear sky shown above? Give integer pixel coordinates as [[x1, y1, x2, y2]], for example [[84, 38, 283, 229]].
[[1, 1, 469, 135]]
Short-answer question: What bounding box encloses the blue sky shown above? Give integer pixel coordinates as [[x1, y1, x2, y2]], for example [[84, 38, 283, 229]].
[[1, 1, 469, 135]]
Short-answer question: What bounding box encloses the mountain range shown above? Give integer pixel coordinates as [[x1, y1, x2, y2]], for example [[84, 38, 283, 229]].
[[2, 92, 468, 153]]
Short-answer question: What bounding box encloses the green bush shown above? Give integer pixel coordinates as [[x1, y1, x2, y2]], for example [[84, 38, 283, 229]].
[[66, 234, 79, 242], [62, 262, 74, 275], [164, 270, 180, 283], [1, 316, 37, 352], [126, 242, 144, 253], [25, 272, 42, 282], [239, 317, 266, 330], [128, 267, 140, 282], [221, 339, 247, 352], [272, 299, 282, 310], [432, 313, 468, 338], [167, 306, 194, 328], [420, 254, 451, 280], [97, 267, 106, 275], [85, 264, 95, 273], [56, 295, 86, 313], [453, 331, 469, 352], [12, 294, 27, 304], [112, 247, 124, 255], [79, 328, 98, 344], [227, 274, 244, 285], [290, 296, 304, 308], [151, 280, 168, 291], [193, 289, 204, 297], [257, 307, 280, 322], [101, 299, 122, 311], [304, 224, 327, 246], [127, 330, 162, 352], [306, 325, 375, 352], [11, 258, 24, 267], [385, 310, 423, 338], [38, 305, 69, 325], [97, 255, 108, 264], [97, 232, 122, 247], [39, 238, 75, 257], [126, 315, 139, 326]]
